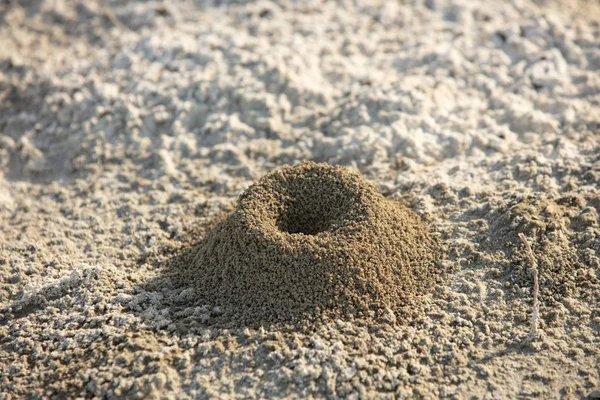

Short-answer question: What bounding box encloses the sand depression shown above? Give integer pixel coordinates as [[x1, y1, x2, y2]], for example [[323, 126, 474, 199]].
[[171, 162, 445, 325]]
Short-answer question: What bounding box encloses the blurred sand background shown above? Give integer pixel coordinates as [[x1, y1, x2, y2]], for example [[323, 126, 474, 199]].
[[1, 0, 599, 398]]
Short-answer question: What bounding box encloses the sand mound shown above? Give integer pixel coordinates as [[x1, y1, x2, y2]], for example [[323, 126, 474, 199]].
[[172, 162, 444, 325]]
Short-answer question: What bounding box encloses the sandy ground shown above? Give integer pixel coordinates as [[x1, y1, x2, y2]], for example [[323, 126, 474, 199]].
[[1, 0, 600, 398]]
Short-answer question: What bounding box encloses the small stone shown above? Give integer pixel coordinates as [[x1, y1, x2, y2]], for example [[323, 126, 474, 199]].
[[407, 362, 421, 375]]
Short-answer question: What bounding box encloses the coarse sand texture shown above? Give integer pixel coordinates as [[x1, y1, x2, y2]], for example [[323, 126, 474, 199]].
[[172, 162, 445, 325]]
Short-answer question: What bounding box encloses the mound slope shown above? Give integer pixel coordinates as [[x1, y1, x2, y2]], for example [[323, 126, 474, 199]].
[[172, 162, 444, 325]]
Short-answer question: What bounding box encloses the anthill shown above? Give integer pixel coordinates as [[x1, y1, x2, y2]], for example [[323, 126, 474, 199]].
[[171, 162, 445, 326]]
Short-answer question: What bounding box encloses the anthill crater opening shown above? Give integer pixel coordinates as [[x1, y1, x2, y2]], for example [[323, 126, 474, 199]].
[[273, 180, 360, 236], [276, 200, 338, 236]]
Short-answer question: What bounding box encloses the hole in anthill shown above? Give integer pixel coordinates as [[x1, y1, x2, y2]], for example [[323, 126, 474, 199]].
[[276, 192, 354, 236], [278, 204, 331, 235]]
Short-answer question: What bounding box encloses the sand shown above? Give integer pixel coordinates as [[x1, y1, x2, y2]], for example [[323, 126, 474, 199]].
[[1, 0, 599, 398]]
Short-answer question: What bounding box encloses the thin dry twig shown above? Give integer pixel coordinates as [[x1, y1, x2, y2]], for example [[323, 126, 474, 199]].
[[103, 7, 131, 32], [518, 232, 539, 340]]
